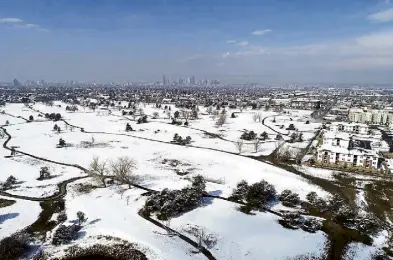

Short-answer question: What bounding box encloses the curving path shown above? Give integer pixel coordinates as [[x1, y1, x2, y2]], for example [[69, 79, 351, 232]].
[[262, 115, 289, 136]]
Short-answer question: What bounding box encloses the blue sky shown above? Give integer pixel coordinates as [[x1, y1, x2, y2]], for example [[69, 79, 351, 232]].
[[1, 0, 393, 83]]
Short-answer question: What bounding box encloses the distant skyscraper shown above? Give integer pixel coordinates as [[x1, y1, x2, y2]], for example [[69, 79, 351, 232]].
[[13, 78, 19, 87], [191, 76, 195, 85], [162, 75, 167, 86]]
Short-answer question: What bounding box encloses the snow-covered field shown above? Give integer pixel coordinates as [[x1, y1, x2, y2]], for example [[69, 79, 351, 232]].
[[5, 102, 383, 259], [0, 196, 41, 239], [50, 183, 326, 260]]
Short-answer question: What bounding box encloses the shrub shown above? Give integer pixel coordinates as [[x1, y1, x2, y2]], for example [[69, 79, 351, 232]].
[[279, 212, 303, 229], [355, 213, 385, 236], [229, 180, 249, 201], [77, 211, 87, 225], [240, 130, 257, 140], [125, 123, 133, 132], [0, 232, 30, 260], [301, 218, 322, 233], [38, 167, 51, 180], [279, 190, 300, 207], [286, 123, 296, 130], [143, 175, 206, 220], [57, 211, 67, 223], [245, 180, 277, 209], [58, 138, 66, 147], [260, 131, 269, 140], [3, 175, 17, 189], [52, 225, 81, 245]]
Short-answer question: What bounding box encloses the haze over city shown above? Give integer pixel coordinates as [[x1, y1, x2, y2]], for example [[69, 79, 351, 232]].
[[1, 0, 393, 84]]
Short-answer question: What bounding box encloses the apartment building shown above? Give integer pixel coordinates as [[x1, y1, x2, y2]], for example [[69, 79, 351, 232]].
[[290, 98, 321, 109], [316, 131, 382, 169], [329, 122, 369, 135], [348, 108, 393, 125]]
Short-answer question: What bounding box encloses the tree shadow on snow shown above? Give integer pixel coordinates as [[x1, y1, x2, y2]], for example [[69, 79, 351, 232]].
[[0, 212, 19, 224], [87, 218, 101, 225], [200, 190, 223, 206], [77, 230, 87, 240]]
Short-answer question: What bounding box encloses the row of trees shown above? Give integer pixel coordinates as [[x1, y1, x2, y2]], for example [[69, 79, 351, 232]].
[[172, 134, 192, 145], [45, 113, 62, 121]]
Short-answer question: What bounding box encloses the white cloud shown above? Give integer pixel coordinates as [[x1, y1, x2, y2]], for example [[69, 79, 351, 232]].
[[251, 29, 272, 36], [222, 52, 231, 58], [368, 8, 393, 22], [356, 30, 393, 48], [0, 17, 23, 23], [15, 23, 38, 29], [0, 17, 49, 32], [226, 40, 236, 44], [237, 41, 249, 46]]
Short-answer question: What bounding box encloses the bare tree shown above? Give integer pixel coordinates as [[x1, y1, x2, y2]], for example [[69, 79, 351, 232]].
[[253, 138, 261, 153], [206, 106, 213, 115], [239, 104, 246, 113], [89, 156, 109, 187], [138, 108, 144, 116], [252, 112, 262, 122], [111, 156, 140, 189], [216, 113, 228, 127], [181, 109, 191, 122], [273, 146, 293, 163], [235, 139, 244, 154]]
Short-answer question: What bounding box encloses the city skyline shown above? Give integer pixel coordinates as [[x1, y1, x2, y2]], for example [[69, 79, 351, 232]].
[[1, 0, 393, 83]]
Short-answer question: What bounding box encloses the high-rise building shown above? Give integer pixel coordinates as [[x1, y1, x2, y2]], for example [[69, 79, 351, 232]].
[[162, 75, 167, 86], [13, 78, 20, 87], [191, 76, 195, 85]]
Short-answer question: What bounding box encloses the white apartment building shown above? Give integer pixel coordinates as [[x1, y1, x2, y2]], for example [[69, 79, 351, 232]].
[[348, 108, 393, 125], [316, 131, 382, 169], [329, 122, 369, 135]]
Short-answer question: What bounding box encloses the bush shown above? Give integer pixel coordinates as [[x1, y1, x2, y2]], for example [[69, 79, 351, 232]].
[[301, 218, 322, 233], [172, 134, 192, 145], [38, 167, 51, 180], [240, 130, 257, 140], [303, 191, 328, 213], [0, 232, 30, 260], [286, 124, 296, 130], [143, 175, 206, 220], [58, 138, 66, 147], [246, 180, 277, 209], [279, 190, 300, 207], [355, 213, 385, 236], [2, 175, 17, 189], [125, 123, 133, 132], [229, 180, 249, 201], [279, 212, 304, 229], [57, 211, 67, 223], [52, 224, 81, 245]]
